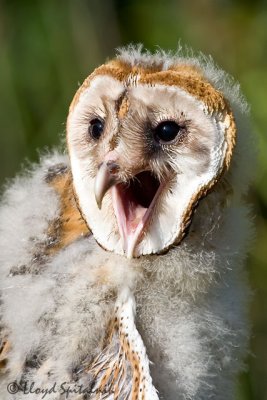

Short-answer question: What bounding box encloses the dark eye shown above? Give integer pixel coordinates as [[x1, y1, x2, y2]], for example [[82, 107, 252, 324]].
[[89, 118, 104, 140], [154, 121, 182, 143]]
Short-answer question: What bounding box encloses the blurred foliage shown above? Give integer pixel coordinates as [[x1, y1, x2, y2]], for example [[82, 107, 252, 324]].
[[0, 0, 266, 398]]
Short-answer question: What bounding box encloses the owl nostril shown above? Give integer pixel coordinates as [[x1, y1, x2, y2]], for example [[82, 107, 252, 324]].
[[97, 161, 119, 175], [106, 161, 120, 175]]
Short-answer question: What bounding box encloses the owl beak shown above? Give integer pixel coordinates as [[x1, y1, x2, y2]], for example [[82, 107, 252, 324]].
[[94, 161, 120, 209]]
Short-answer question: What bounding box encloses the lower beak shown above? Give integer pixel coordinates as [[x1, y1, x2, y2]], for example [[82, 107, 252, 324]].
[[94, 161, 120, 209]]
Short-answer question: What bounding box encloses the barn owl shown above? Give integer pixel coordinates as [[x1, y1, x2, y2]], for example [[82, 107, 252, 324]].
[[0, 45, 254, 400]]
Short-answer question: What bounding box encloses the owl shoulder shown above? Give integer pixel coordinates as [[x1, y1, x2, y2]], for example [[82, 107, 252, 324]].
[[0, 152, 90, 277]]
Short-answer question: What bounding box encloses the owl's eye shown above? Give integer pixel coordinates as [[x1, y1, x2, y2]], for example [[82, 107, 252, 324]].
[[89, 118, 104, 140], [154, 121, 182, 144]]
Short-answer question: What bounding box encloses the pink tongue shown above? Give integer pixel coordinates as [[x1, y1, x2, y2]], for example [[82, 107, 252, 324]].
[[111, 172, 163, 258], [126, 202, 147, 233]]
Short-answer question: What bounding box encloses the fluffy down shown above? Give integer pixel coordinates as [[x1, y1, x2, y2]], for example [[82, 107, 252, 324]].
[[0, 151, 252, 399]]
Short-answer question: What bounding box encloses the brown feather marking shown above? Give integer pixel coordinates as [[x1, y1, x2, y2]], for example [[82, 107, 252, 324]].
[[78, 309, 151, 399], [47, 169, 90, 254], [139, 68, 227, 113], [118, 95, 130, 120], [0, 340, 11, 371]]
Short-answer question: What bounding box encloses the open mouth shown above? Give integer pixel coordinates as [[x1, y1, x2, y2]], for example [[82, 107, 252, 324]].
[[112, 171, 162, 257]]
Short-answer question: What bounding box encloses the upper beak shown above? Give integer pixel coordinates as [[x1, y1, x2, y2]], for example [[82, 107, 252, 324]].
[[94, 160, 120, 209]]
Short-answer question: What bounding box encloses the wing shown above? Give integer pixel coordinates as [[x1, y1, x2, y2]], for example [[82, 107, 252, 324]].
[[0, 152, 91, 387], [75, 289, 158, 400]]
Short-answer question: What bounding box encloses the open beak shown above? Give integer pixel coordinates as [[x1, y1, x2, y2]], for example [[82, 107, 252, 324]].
[[94, 158, 163, 258]]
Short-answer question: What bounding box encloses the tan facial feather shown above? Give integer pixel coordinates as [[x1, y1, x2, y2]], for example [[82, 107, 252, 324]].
[[71, 59, 226, 114]]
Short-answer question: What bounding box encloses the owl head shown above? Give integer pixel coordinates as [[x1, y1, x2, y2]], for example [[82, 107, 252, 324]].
[[67, 46, 237, 258]]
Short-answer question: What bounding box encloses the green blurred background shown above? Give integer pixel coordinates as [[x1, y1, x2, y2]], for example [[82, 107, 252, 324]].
[[0, 0, 266, 398]]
